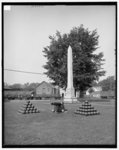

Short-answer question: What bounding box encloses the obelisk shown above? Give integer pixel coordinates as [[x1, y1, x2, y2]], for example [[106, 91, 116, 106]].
[[64, 45, 77, 103]]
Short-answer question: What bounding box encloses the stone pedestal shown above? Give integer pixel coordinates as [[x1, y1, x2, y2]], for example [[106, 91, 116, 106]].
[[64, 88, 77, 103]]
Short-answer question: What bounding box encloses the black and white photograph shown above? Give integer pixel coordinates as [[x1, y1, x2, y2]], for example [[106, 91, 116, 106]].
[[2, 2, 117, 148]]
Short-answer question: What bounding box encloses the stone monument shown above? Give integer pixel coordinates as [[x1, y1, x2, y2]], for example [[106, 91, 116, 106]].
[[64, 45, 77, 103]]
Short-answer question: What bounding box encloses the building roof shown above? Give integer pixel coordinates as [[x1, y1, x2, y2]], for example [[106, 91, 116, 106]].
[[36, 81, 59, 89], [90, 91, 101, 96]]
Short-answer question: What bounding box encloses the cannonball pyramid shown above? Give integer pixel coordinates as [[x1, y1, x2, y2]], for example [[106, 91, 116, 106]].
[[18, 101, 40, 114], [74, 100, 100, 116]]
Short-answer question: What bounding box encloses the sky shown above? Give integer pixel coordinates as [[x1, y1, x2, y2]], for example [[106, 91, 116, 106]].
[[4, 5, 116, 85]]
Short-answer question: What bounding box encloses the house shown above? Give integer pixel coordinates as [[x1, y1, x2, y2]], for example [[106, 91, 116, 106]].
[[90, 91, 101, 98], [34, 81, 60, 99], [86, 86, 102, 95]]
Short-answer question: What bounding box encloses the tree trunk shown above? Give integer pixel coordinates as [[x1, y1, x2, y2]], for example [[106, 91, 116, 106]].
[[80, 90, 84, 98]]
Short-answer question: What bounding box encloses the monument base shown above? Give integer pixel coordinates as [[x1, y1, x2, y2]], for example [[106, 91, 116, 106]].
[[64, 87, 77, 103], [63, 97, 77, 103]]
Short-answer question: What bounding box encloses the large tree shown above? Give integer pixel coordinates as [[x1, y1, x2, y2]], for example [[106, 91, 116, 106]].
[[43, 25, 105, 97]]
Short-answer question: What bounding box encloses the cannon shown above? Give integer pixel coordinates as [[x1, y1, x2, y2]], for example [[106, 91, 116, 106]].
[[51, 101, 67, 113]]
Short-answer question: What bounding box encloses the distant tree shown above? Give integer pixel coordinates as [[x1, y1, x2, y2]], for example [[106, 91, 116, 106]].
[[91, 81, 98, 87], [98, 76, 115, 91], [26, 83, 39, 90], [9, 83, 22, 90], [7, 82, 40, 91], [43, 25, 105, 97], [22, 82, 30, 89]]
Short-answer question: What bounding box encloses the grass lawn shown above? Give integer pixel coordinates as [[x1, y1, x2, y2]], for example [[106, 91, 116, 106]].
[[3, 99, 116, 146]]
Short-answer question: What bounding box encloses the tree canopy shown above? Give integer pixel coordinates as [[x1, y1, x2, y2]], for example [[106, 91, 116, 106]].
[[43, 25, 105, 93], [4, 82, 39, 91], [98, 76, 115, 91]]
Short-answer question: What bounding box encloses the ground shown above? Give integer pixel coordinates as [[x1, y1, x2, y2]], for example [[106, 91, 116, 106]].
[[4, 99, 116, 146]]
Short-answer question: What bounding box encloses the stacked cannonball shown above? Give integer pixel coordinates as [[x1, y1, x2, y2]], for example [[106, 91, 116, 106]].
[[19, 101, 40, 114], [74, 101, 100, 116]]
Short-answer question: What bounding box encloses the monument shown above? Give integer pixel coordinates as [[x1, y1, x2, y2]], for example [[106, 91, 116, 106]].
[[64, 45, 77, 103]]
